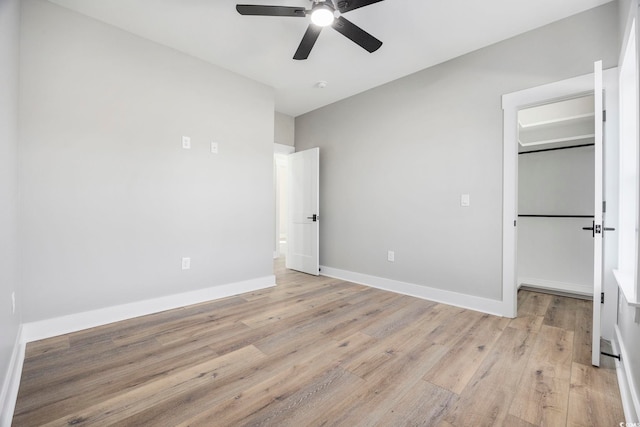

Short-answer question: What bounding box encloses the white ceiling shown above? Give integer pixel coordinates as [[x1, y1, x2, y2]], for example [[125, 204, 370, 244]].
[[48, 0, 613, 117]]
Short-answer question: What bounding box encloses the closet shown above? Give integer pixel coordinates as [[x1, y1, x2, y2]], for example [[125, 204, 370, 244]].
[[517, 94, 595, 296]]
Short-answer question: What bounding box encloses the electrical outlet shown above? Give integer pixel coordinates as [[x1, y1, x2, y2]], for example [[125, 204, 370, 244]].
[[181, 257, 191, 270], [182, 136, 191, 150], [387, 251, 395, 262], [11, 292, 15, 314]]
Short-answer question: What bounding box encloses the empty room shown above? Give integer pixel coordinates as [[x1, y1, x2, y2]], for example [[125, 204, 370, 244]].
[[1, 0, 639, 425]]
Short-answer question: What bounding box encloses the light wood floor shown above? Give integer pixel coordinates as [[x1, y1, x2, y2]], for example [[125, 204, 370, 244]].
[[13, 259, 624, 426]]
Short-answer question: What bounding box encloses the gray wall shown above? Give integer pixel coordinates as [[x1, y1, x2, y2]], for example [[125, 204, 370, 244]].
[[517, 146, 595, 292], [295, 3, 619, 300], [275, 112, 295, 146], [19, 0, 275, 322], [0, 0, 21, 409]]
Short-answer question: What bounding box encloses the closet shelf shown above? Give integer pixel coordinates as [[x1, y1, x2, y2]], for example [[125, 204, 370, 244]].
[[518, 112, 595, 129], [518, 95, 595, 149], [518, 134, 595, 147], [518, 214, 594, 218]]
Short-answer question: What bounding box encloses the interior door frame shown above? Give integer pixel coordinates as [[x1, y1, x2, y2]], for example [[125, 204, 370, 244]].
[[274, 143, 295, 259], [501, 68, 618, 321]]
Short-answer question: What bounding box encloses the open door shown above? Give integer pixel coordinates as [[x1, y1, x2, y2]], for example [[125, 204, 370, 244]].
[[592, 60, 604, 367], [286, 148, 319, 275]]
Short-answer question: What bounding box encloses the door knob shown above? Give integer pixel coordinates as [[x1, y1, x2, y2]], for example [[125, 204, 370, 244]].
[[582, 222, 615, 237], [582, 221, 595, 237]]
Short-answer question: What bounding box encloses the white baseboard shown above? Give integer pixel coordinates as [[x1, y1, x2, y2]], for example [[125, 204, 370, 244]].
[[518, 277, 592, 296], [0, 325, 25, 427], [320, 266, 506, 317], [21, 275, 275, 344], [614, 325, 640, 422]]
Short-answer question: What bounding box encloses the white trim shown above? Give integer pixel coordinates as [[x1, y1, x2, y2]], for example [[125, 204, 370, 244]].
[[21, 275, 275, 343], [619, 0, 639, 70], [0, 326, 25, 427], [616, 269, 640, 307], [518, 277, 592, 296], [320, 266, 506, 317], [616, 0, 640, 309], [614, 324, 640, 422], [273, 143, 295, 155]]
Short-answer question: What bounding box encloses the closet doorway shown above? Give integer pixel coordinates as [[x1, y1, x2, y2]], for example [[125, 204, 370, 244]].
[[517, 94, 596, 297], [502, 64, 619, 366]]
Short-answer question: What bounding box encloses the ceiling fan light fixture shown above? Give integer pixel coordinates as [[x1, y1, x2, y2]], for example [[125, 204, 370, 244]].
[[310, 6, 334, 27], [236, 1, 384, 60]]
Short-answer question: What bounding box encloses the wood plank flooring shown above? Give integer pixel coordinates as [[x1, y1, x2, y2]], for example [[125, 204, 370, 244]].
[[12, 259, 624, 426]]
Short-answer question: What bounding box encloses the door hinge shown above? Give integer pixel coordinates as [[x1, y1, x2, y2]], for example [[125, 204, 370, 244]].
[[603, 201, 606, 213], [601, 292, 605, 304], [603, 110, 607, 122], [514, 220, 517, 227]]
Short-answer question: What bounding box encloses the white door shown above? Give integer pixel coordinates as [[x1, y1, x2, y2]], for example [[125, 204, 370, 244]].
[[592, 60, 604, 367], [286, 148, 319, 275]]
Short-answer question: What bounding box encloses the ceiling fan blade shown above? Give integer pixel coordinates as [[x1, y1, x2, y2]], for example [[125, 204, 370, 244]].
[[331, 16, 382, 53], [334, 0, 384, 13], [293, 24, 322, 60], [236, 5, 306, 17]]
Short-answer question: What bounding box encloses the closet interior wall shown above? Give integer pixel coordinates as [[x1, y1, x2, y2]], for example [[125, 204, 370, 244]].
[[517, 143, 595, 295]]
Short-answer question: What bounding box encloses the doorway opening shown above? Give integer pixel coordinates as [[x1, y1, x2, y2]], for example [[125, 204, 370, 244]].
[[516, 94, 596, 297], [274, 143, 295, 260], [502, 65, 619, 367]]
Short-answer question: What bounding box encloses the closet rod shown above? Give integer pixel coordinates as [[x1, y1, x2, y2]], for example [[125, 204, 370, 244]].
[[518, 214, 594, 218], [518, 143, 594, 155]]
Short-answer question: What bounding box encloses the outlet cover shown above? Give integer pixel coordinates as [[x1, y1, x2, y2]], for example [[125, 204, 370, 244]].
[[181, 257, 191, 270], [182, 136, 191, 150], [387, 251, 395, 262]]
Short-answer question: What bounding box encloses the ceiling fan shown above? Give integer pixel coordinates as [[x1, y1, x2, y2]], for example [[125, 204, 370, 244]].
[[236, 0, 384, 60]]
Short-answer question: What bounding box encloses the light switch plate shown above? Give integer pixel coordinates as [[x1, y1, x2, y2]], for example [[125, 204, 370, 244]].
[[461, 194, 470, 207], [387, 251, 395, 262], [211, 142, 218, 154], [181, 257, 191, 270]]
